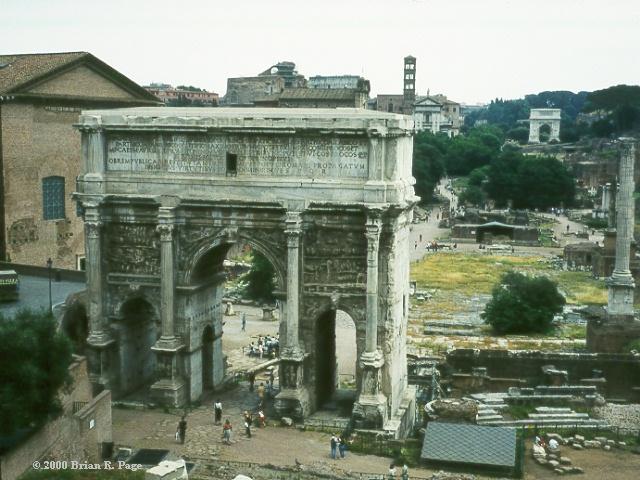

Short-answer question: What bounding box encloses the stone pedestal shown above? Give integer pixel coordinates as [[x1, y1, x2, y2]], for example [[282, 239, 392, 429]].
[[353, 351, 387, 429], [150, 344, 187, 407], [274, 350, 309, 419], [86, 336, 116, 395]]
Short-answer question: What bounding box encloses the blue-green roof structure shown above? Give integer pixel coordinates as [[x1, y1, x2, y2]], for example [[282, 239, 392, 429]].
[[421, 423, 517, 468]]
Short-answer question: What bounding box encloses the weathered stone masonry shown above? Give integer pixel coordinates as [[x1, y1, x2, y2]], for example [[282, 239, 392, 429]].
[[75, 108, 418, 437]]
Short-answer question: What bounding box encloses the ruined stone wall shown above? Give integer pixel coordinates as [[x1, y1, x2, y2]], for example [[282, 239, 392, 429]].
[[1, 103, 84, 268], [446, 349, 640, 398]]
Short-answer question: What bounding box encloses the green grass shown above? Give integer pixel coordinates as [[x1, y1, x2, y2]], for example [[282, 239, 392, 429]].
[[410, 252, 607, 304], [410, 253, 552, 295]]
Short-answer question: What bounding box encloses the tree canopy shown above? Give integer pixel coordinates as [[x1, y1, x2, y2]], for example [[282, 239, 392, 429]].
[[412, 132, 446, 202], [0, 309, 72, 437], [244, 251, 276, 303], [479, 151, 575, 210], [482, 271, 565, 335]]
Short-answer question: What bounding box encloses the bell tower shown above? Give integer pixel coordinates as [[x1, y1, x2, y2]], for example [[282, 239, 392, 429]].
[[403, 56, 416, 104]]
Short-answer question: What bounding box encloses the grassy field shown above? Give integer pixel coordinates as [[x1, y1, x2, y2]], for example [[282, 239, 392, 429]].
[[408, 252, 602, 352], [410, 252, 607, 304]]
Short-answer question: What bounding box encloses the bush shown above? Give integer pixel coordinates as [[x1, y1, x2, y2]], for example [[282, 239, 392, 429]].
[[482, 271, 566, 335]]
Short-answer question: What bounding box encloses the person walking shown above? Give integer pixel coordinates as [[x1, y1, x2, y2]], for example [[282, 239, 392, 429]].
[[401, 464, 409, 480], [177, 415, 187, 444], [257, 382, 265, 404], [330, 434, 338, 459], [338, 435, 347, 458], [241, 313, 246, 331], [222, 419, 233, 444], [243, 411, 252, 438], [257, 409, 266, 428], [214, 399, 222, 425], [248, 371, 255, 392]]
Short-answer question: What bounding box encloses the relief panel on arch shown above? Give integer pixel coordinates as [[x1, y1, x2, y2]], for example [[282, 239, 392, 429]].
[[106, 224, 160, 275]]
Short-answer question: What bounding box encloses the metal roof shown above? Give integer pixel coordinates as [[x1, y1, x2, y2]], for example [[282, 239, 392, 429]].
[[421, 423, 517, 468]]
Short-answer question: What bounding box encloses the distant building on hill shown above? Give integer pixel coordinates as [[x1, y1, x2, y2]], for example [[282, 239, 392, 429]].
[[144, 83, 219, 106]]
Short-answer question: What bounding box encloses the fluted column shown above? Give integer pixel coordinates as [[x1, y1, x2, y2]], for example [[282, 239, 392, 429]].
[[274, 210, 309, 420], [85, 204, 110, 345], [353, 210, 387, 429], [155, 207, 180, 348], [283, 211, 302, 356], [364, 214, 382, 354], [607, 139, 636, 317]]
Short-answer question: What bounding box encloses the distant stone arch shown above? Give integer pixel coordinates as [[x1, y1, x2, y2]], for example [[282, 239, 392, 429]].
[[529, 108, 561, 143]]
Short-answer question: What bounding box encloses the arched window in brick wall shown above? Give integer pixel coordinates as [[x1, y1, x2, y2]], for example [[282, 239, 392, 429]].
[[42, 176, 65, 220]]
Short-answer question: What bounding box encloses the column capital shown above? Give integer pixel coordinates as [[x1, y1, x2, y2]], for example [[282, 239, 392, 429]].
[[77, 125, 105, 134], [285, 210, 302, 235], [85, 220, 103, 239], [156, 223, 175, 242]]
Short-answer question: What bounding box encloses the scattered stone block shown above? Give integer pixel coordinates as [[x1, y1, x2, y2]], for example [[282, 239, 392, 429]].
[[281, 417, 293, 427], [606, 440, 616, 447], [548, 460, 560, 468], [572, 444, 584, 450], [574, 435, 585, 443], [618, 441, 627, 447], [536, 458, 548, 465], [554, 468, 565, 475], [533, 444, 546, 458], [547, 433, 564, 442], [548, 454, 559, 461], [559, 457, 572, 465], [604, 445, 611, 451], [571, 467, 584, 474], [594, 436, 608, 443]]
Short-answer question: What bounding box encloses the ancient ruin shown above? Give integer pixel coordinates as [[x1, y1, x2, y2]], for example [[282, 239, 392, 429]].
[[75, 107, 417, 436], [588, 138, 640, 352], [528, 108, 561, 143]]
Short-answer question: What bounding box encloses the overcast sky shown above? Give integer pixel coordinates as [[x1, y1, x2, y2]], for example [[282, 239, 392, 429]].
[[2, 0, 639, 104]]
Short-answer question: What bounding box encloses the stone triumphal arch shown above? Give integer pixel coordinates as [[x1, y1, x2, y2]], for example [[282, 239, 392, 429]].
[[528, 108, 561, 143], [75, 108, 417, 436]]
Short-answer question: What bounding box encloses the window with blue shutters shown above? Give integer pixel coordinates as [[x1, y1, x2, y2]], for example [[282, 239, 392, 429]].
[[42, 176, 65, 220]]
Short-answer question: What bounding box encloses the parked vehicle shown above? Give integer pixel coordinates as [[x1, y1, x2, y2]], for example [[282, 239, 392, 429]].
[[0, 270, 19, 301]]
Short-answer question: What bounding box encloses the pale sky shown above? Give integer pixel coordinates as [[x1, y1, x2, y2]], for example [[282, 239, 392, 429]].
[[2, 0, 639, 104]]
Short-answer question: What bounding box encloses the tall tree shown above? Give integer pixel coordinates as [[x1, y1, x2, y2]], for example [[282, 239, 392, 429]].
[[0, 309, 72, 436], [412, 132, 446, 201], [244, 251, 276, 302]]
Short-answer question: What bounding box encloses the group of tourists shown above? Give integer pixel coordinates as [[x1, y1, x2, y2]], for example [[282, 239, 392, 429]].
[[247, 334, 279, 358]]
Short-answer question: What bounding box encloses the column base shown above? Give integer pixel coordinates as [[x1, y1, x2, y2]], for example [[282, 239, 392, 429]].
[[152, 336, 184, 351], [86, 334, 115, 396], [353, 393, 387, 429], [149, 378, 187, 407], [274, 386, 310, 420], [354, 349, 387, 429], [87, 332, 115, 348]]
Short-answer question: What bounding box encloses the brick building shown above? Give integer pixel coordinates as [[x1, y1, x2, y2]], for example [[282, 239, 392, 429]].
[[144, 83, 219, 106], [0, 52, 159, 269]]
